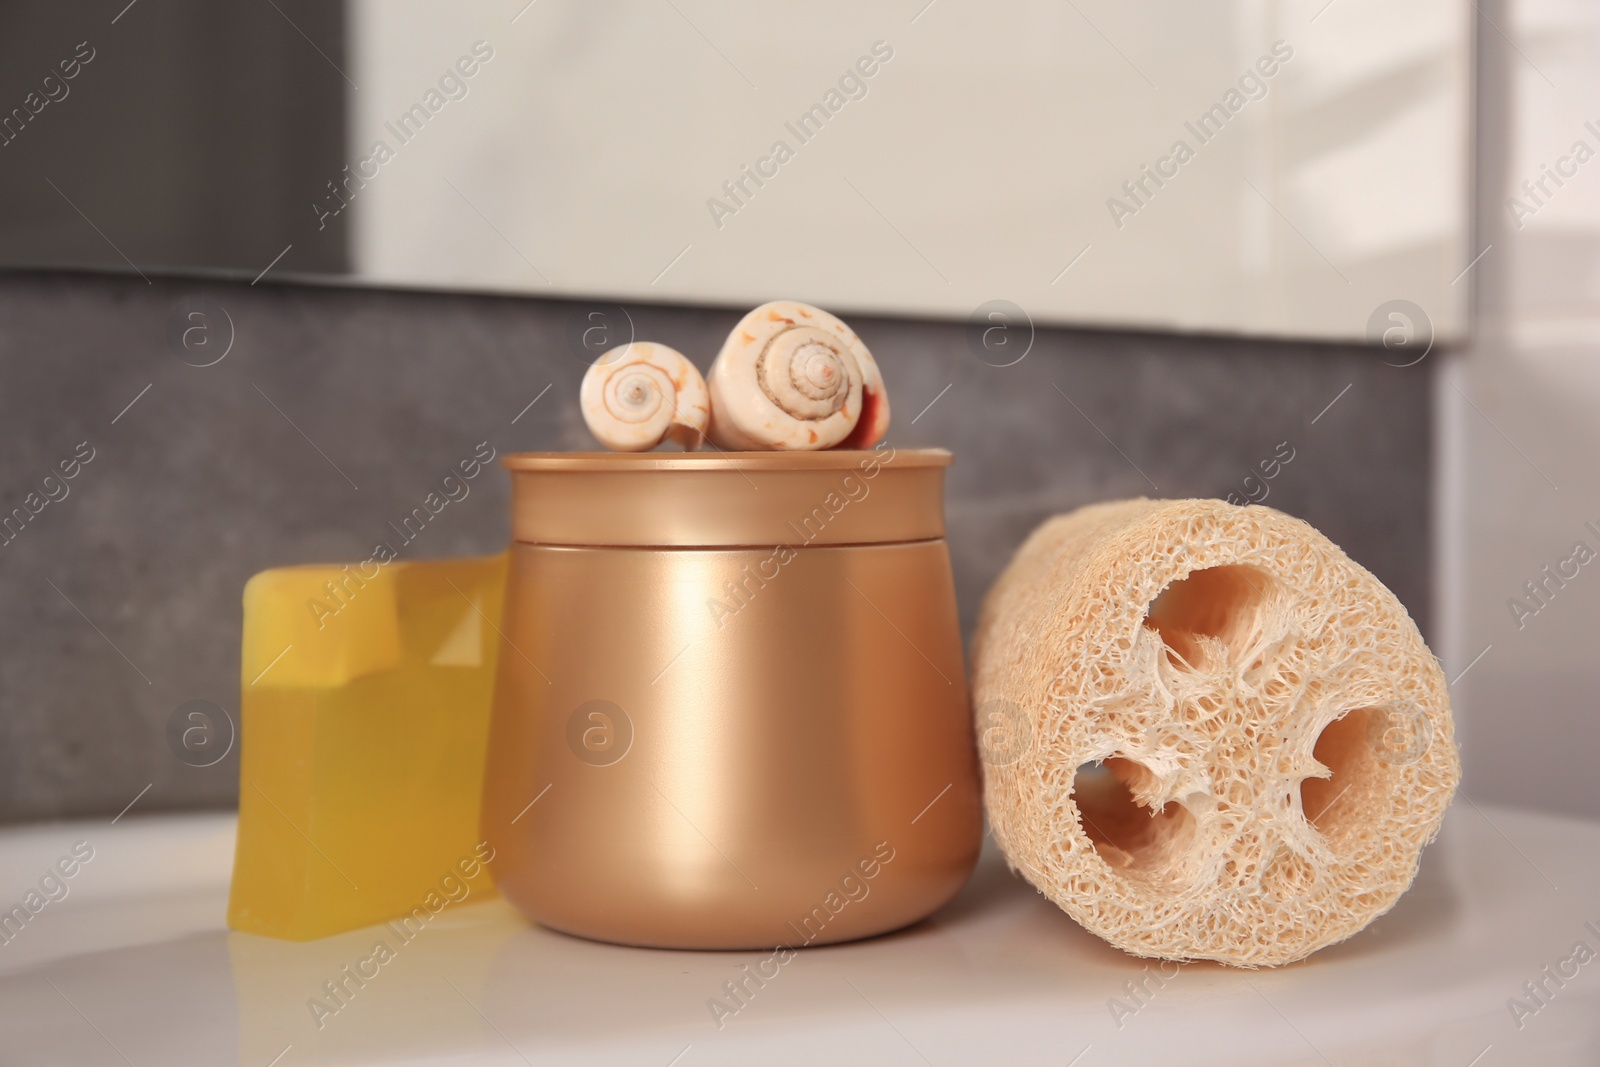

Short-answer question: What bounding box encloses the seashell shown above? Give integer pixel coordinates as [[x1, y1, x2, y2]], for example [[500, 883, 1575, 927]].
[[706, 301, 890, 451], [580, 342, 710, 452]]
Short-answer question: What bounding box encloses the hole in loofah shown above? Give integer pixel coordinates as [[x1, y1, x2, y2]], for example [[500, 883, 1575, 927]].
[[1300, 708, 1387, 838], [1143, 565, 1275, 671], [1071, 758, 1196, 878]]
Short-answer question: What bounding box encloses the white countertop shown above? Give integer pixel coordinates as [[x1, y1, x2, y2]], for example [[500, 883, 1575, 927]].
[[0, 802, 1596, 1066]]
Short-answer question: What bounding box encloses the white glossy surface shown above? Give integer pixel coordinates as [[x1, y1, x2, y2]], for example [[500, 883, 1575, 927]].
[[1, 805, 1597, 1065], [345, 0, 1469, 342], [1437, 0, 1600, 819]]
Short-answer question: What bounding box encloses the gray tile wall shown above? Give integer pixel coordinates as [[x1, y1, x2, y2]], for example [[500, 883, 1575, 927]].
[[0, 272, 1433, 823]]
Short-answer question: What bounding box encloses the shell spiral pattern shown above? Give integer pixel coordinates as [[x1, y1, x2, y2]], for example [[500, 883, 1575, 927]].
[[707, 301, 889, 451], [580, 342, 709, 452]]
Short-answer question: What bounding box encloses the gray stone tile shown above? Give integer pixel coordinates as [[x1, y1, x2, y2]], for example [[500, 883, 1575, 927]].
[[0, 274, 1432, 821]]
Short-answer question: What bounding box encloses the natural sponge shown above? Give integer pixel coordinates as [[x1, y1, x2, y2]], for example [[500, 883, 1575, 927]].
[[972, 499, 1459, 967]]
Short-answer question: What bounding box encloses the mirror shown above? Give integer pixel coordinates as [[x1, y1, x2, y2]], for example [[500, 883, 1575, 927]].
[[0, 0, 1469, 341]]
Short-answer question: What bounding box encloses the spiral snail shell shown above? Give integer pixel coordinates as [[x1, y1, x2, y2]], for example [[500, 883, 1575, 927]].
[[580, 342, 710, 452], [706, 301, 890, 451]]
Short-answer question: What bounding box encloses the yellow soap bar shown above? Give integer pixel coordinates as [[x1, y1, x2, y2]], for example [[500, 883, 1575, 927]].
[[228, 553, 507, 941]]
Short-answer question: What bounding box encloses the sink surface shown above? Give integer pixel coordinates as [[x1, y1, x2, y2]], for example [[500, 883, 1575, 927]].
[[0, 802, 1596, 1065]]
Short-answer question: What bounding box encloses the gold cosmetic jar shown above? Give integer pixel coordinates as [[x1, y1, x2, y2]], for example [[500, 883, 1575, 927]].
[[481, 447, 981, 949]]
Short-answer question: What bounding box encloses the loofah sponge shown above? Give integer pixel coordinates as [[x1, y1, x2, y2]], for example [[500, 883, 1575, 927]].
[[972, 499, 1460, 967]]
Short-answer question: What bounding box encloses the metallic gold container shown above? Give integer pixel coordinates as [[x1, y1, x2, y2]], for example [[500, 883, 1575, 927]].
[[481, 446, 981, 950]]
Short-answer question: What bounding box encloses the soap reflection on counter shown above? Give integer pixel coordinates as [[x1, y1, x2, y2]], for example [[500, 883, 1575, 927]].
[[229, 900, 519, 1064]]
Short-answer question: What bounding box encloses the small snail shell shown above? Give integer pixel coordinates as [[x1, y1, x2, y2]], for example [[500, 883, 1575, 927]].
[[706, 301, 890, 451], [580, 342, 710, 451]]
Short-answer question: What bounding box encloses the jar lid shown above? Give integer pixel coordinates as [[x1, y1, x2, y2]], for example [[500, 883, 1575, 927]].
[[503, 447, 950, 547]]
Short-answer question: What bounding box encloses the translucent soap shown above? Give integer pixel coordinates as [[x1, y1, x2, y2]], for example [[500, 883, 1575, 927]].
[[228, 553, 507, 941]]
